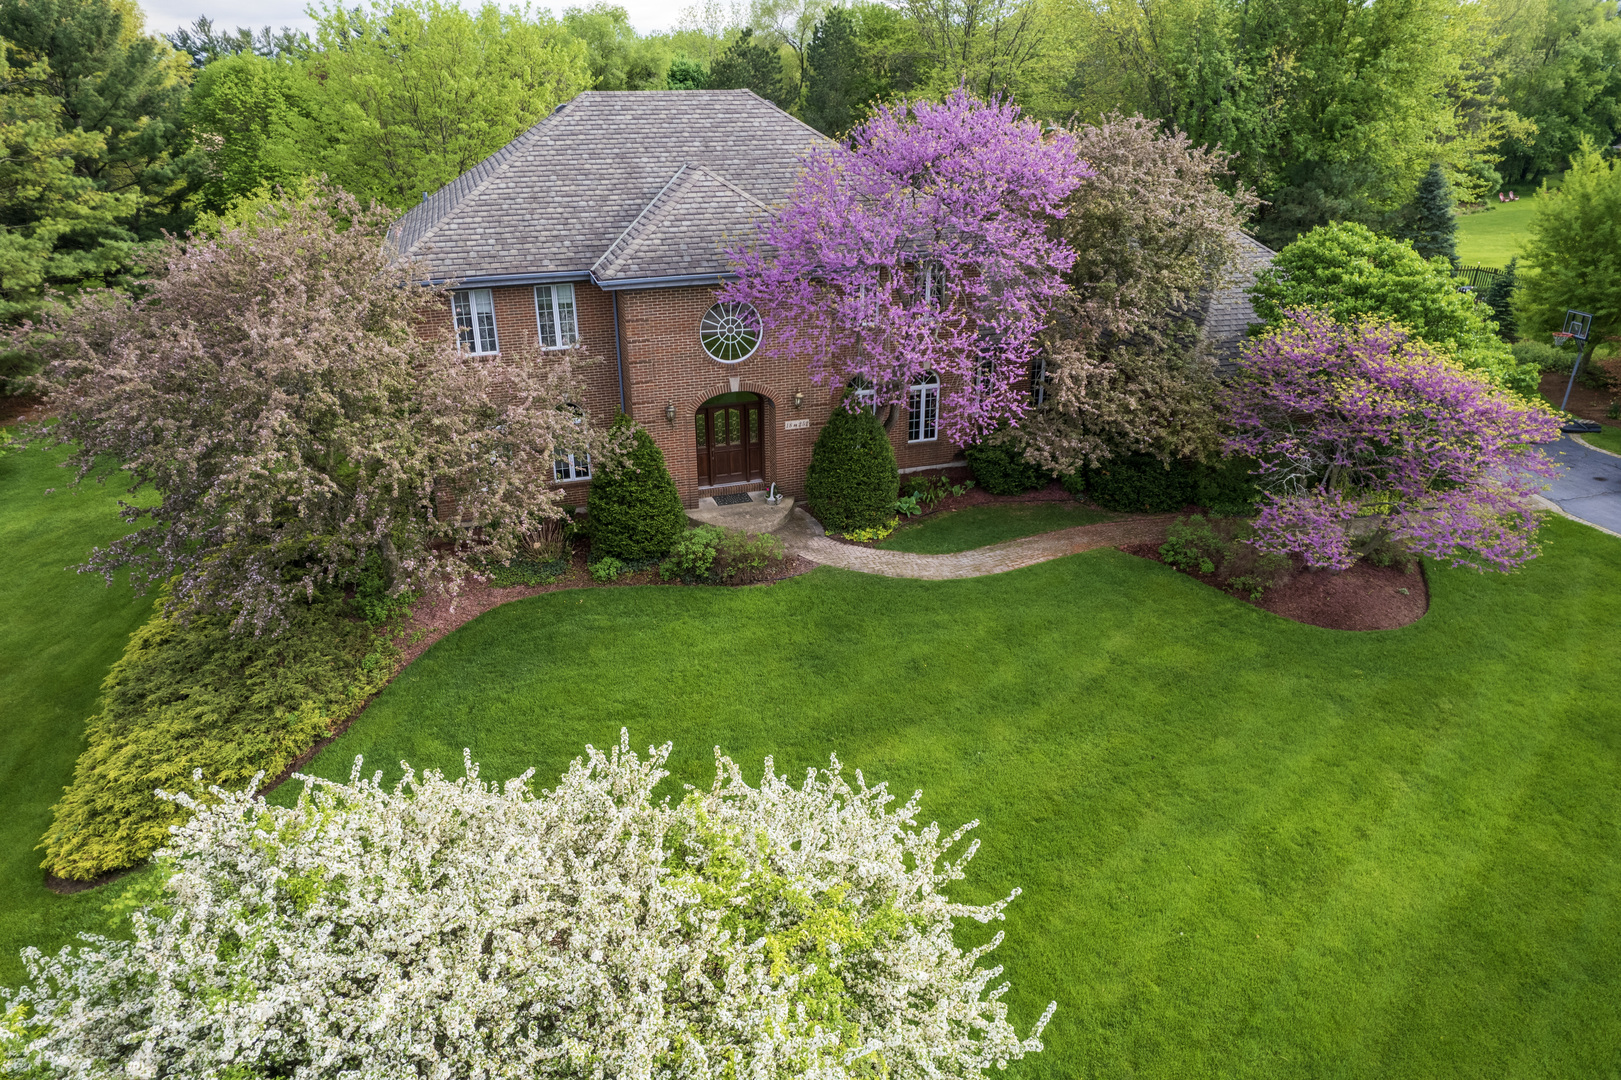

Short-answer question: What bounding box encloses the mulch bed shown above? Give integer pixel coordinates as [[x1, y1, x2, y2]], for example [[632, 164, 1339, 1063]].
[[1120, 543, 1429, 631], [1541, 364, 1620, 426], [0, 393, 47, 427]]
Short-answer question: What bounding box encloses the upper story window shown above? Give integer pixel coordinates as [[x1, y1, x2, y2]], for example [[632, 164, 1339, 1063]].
[[1030, 356, 1049, 406], [908, 372, 939, 442], [918, 261, 947, 308], [847, 375, 876, 413], [453, 289, 498, 354], [700, 302, 761, 363], [535, 284, 579, 349]]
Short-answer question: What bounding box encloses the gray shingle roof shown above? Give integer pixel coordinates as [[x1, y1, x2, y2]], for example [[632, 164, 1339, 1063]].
[[591, 164, 773, 285], [1203, 233, 1276, 361], [390, 90, 830, 286]]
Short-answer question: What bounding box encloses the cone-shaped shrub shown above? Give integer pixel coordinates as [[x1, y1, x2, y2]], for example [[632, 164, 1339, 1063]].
[[587, 416, 687, 561], [806, 405, 899, 532]]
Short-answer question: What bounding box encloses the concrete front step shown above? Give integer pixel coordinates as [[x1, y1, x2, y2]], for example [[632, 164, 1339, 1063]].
[[687, 491, 796, 533]]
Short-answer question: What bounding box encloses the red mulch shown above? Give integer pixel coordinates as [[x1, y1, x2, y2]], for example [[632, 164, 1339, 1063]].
[[0, 393, 47, 427], [1541, 364, 1620, 427], [1120, 543, 1429, 631]]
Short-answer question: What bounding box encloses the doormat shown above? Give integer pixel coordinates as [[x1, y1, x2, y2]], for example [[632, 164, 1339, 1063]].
[[712, 492, 756, 506]]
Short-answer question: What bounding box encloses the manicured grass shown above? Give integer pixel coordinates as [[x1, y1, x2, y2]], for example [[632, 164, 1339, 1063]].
[[0, 440, 154, 986], [1583, 426, 1621, 455], [280, 518, 1621, 1078], [1456, 197, 1538, 268], [877, 502, 1117, 553]]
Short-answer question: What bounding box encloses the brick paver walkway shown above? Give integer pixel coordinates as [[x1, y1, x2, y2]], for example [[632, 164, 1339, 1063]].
[[776, 508, 1178, 580]]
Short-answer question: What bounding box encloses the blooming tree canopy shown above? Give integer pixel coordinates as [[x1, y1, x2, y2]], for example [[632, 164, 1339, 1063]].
[[721, 87, 1092, 443], [2, 734, 1055, 1079], [20, 185, 611, 634], [1222, 310, 1562, 572]]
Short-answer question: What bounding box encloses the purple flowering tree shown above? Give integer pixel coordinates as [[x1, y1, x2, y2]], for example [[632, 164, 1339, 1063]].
[[1222, 310, 1562, 573], [720, 87, 1092, 444]]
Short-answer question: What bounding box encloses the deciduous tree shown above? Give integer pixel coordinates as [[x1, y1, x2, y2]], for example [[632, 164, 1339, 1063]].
[[3, 735, 1055, 1079], [722, 87, 1090, 444], [1514, 138, 1621, 344], [1222, 310, 1561, 573], [22, 185, 603, 634], [1017, 114, 1260, 473], [1250, 221, 1539, 394]]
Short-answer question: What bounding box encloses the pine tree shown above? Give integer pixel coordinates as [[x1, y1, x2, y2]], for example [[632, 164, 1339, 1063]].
[[1483, 257, 1518, 341], [1402, 163, 1458, 264], [802, 8, 861, 136], [707, 29, 788, 107]]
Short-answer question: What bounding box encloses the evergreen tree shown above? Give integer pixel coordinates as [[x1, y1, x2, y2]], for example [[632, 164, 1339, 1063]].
[[802, 8, 861, 136], [0, 0, 196, 239], [707, 28, 787, 106], [1483, 257, 1518, 342], [167, 16, 310, 67], [1402, 163, 1458, 264], [587, 416, 687, 561], [805, 403, 899, 533]]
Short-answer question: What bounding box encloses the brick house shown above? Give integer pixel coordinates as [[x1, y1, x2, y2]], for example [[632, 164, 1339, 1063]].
[[394, 89, 1275, 510], [392, 89, 966, 510]]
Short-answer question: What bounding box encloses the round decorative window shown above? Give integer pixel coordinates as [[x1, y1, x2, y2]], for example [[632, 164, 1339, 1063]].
[[699, 302, 762, 364]]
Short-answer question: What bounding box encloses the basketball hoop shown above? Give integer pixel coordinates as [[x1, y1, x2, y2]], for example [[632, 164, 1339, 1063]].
[[1558, 309, 1596, 416], [1552, 331, 1575, 347]]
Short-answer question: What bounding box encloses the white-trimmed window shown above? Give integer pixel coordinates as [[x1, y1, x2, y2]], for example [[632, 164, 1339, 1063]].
[[554, 408, 590, 481], [918, 261, 946, 308], [554, 451, 591, 481], [1030, 356, 1049, 406], [847, 376, 876, 413], [453, 289, 499, 354], [908, 372, 939, 442], [535, 284, 579, 349]]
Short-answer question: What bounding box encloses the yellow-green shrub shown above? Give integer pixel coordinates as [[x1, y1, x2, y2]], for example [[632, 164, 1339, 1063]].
[[40, 593, 396, 881]]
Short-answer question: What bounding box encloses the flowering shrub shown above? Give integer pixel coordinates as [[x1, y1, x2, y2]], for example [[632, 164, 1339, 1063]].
[[722, 87, 1091, 443], [3, 735, 1054, 1079], [1222, 310, 1562, 572]]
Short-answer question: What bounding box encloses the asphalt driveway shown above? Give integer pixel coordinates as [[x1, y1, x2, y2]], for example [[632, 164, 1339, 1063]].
[[1541, 436, 1621, 535]]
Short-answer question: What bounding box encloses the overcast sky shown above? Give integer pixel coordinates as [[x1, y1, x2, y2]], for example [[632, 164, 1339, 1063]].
[[138, 0, 687, 41]]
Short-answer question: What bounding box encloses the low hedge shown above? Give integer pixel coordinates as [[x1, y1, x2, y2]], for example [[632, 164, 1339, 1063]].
[[806, 405, 899, 532], [1084, 454, 1259, 515], [964, 439, 1050, 495], [40, 592, 396, 881]]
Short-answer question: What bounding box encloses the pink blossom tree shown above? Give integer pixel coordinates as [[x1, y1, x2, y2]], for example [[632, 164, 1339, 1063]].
[[720, 86, 1091, 444], [1222, 310, 1563, 573]]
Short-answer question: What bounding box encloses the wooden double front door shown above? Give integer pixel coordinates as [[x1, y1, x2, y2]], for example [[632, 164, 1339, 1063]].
[[696, 393, 764, 487]]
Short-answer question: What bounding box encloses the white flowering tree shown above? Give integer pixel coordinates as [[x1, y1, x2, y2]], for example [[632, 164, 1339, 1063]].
[[2, 735, 1054, 1079]]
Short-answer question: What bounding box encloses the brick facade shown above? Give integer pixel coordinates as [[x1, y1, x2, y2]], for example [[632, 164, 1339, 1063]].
[[438, 280, 965, 508]]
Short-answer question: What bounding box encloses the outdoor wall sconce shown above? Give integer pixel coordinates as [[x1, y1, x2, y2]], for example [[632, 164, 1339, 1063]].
[[792, 391, 805, 409], [665, 402, 676, 423]]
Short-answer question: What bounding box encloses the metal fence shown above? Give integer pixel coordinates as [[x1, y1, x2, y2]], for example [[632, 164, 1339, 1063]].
[[1452, 265, 1500, 292]]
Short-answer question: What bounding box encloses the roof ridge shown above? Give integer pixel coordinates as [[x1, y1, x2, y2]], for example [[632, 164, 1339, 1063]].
[[591, 164, 696, 280], [393, 93, 595, 262]]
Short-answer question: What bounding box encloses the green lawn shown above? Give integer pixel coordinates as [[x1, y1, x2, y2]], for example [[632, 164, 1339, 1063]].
[[272, 518, 1621, 1079], [0, 440, 154, 986], [1456, 197, 1538, 268], [878, 502, 1117, 553], [1583, 426, 1621, 455]]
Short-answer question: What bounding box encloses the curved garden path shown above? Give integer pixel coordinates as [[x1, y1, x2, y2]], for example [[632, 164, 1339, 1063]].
[[775, 508, 1178, 580]]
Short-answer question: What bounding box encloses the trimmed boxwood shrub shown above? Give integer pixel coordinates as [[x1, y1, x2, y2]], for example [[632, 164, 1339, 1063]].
[[964, 438, 1050, 495], [806, 405, 899, 532], [588, 416, 687, 561]]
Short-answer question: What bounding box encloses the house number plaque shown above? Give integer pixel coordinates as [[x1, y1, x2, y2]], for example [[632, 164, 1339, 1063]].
[[784, 419, 810, 430]]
